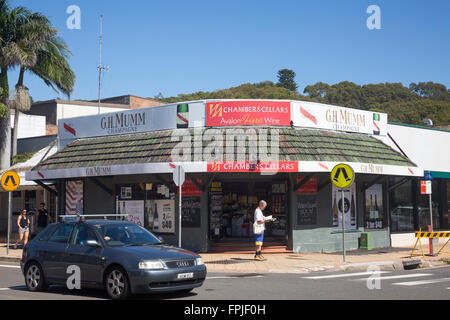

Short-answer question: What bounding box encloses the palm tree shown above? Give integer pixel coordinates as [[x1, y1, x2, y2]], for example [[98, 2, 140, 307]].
[[0, 0, 31, 169], [0, 3, 75, 156]]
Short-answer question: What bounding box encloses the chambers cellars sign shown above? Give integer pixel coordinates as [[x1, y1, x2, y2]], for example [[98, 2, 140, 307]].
[[206, 100, 291, 126]]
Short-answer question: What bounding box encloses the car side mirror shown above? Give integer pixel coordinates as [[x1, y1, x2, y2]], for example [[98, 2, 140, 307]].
[[85, 240, 101, 247]]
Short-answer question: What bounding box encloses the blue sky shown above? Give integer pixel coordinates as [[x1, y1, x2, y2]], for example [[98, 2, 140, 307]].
[[8, 0, 450, 101]]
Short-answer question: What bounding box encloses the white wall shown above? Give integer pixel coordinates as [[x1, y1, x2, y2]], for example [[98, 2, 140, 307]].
[[387, 124, 450, 172], [10, 112, 46, 139], [56, 103, 127, 121]]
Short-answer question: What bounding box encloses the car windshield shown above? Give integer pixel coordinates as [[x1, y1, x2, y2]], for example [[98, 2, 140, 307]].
[[94, 223, 162, 247]]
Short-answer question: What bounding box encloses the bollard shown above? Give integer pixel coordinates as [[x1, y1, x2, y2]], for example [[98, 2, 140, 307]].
[[428, 225, 435, 256]]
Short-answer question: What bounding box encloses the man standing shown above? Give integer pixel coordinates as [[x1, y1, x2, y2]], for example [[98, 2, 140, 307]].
[[35, 202, 52, 233], [254, 200, 276, 261]]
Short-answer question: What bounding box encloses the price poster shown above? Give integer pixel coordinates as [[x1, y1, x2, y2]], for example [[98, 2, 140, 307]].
[[364, 184, 384, 229], [152, 200, 175, 233], [116, 200, 144, 227]]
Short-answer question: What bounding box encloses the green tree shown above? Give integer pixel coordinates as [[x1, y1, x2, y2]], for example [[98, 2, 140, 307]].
[[8, 9, 74, 156], [409, 82, 450, 101], [0, 0, 75, 165], [276, 69, 298, 92]]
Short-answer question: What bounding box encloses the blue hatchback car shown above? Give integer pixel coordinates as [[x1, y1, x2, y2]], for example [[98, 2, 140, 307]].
[[20, 220, 207, 299]]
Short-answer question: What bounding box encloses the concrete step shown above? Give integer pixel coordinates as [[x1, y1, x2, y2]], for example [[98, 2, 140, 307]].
[[210, 241, 292, 254]]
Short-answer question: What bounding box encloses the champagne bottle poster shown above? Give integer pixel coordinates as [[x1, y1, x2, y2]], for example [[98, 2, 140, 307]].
[[364, 184, 383, 229], [147, 199, 175, 234], [116, 200, 144, 227], [332, 184, 357, 230]]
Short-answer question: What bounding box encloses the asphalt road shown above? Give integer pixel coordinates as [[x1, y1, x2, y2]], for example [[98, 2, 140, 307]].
[[0, 262, 449, 300]]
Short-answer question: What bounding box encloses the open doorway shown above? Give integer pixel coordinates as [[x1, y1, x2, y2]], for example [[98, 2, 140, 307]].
[[209, 179, 287, 244]]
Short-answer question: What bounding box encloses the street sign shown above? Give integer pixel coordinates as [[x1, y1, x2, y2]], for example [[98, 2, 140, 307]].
[[1, 170, 20, 256], [173, 165, 185, 187], [1, 171, 20, 191], [330, 164, 355, 189], [424, 171, 433, 181], [170, 164, 185, 248], [420, 180, 432, 194], [330, 163, 355, 264]]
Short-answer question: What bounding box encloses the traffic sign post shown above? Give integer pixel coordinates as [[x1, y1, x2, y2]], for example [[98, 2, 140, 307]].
[[172, 164, 185, 248], [330, 164, 355, 263], [1, 171, 20, 255], [421, 179, 434, 256]]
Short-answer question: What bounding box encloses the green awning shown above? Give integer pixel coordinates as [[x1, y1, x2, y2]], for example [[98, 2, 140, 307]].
[[32, 127, 416, 171]]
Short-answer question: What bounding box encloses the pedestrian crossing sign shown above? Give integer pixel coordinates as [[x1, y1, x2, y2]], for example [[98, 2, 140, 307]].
[[330, 164, 355, 189], [1, 170, 20, 191]]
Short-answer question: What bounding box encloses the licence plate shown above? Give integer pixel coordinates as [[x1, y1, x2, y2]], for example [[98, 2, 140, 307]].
[[177, 272, 194, 279]]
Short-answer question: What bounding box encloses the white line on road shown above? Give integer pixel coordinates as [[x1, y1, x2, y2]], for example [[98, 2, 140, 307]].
[[0, 265, 20, 269], [302, 271, 391, 280], [206, 275, 265, 280], [352, 273, 433, 281], [393, 278, 450, 286], [0, 286, 26, 291]]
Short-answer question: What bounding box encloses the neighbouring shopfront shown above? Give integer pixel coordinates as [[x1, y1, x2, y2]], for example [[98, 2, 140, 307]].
[[25, 99, 439, 253]]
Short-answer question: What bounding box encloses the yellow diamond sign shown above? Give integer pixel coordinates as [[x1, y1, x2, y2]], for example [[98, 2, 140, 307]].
[[1, 171, 20, 191], [330, 163, 355, 189]]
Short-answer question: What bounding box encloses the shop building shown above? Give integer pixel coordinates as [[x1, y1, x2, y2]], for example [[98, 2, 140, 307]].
[[25, 99, 438, 253]]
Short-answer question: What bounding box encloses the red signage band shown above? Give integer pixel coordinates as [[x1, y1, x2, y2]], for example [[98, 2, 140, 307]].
[[63, 123, 76, 136], [206, 101, 291, 126], [207, 161, 298, 172]]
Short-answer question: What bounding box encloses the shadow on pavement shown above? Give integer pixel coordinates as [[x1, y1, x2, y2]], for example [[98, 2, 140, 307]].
[[6, 284, 198, 300]]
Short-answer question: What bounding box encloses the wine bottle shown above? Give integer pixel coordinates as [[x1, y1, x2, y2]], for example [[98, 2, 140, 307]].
[[153, 203, 159, 231], [351, 194, 356, 225], [333, 192, 338, 225]]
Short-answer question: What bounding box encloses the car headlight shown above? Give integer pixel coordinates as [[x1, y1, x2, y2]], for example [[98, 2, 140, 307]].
[[138, 260, 166, 270], [195, 257, 204, 266]]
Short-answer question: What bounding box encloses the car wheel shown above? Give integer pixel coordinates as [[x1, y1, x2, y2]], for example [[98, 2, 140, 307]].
[[105, 267, 130, 300], [25, 262, 48, 292]]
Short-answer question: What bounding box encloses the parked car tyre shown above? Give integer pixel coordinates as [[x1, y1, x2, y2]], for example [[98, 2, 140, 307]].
[[25, 262, 48, 292], [105, 266, 130, 300]]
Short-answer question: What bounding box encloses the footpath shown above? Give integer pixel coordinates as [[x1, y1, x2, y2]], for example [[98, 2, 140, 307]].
[[1, 242, 449, 274]]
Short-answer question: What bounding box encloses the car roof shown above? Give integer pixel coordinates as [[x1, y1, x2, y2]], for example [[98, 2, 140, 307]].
[[58, 220, 134, 226]]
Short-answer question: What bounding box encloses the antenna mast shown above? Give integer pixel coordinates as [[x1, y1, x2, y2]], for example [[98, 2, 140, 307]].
[[97, 15, 108, 114]]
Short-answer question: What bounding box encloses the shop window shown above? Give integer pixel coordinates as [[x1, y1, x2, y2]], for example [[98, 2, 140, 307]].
[[389, 179, 414, 232], [24, 190, 36, 212], [446, 181, 450, 228], [116, 183, 175, 233], [417, 180, 440, 230]]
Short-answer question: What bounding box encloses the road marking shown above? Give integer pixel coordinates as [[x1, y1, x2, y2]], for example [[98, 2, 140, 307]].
[[352, 273, 433, 281], [207, 275, 265, 280], [0, 265, 20, 269], [0, 286, 26, 291], [393, 277, 450, 286], [302, 271, 391, 280]]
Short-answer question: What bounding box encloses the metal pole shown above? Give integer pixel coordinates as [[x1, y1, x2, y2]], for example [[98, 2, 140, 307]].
[[178, 166, 182, 248], [97, 15, 103, 115], [7, 192, 11, 255], [342, 189, 346, 263], [429, 193, 434, 255]]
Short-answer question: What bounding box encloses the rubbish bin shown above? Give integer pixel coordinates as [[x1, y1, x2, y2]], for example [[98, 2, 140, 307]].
[[360, 232, 372, 250]]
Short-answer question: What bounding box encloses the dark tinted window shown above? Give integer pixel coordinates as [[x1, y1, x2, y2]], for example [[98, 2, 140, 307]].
[[71, 225, 99, 245], [37, 224, 57, 241], [48, 224, 74, 243]]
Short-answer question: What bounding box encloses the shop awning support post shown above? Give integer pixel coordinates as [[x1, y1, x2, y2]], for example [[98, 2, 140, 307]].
[[179, 167, 182, 248], [7, 191, 11, 255], [341, 188, 345, 263]]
